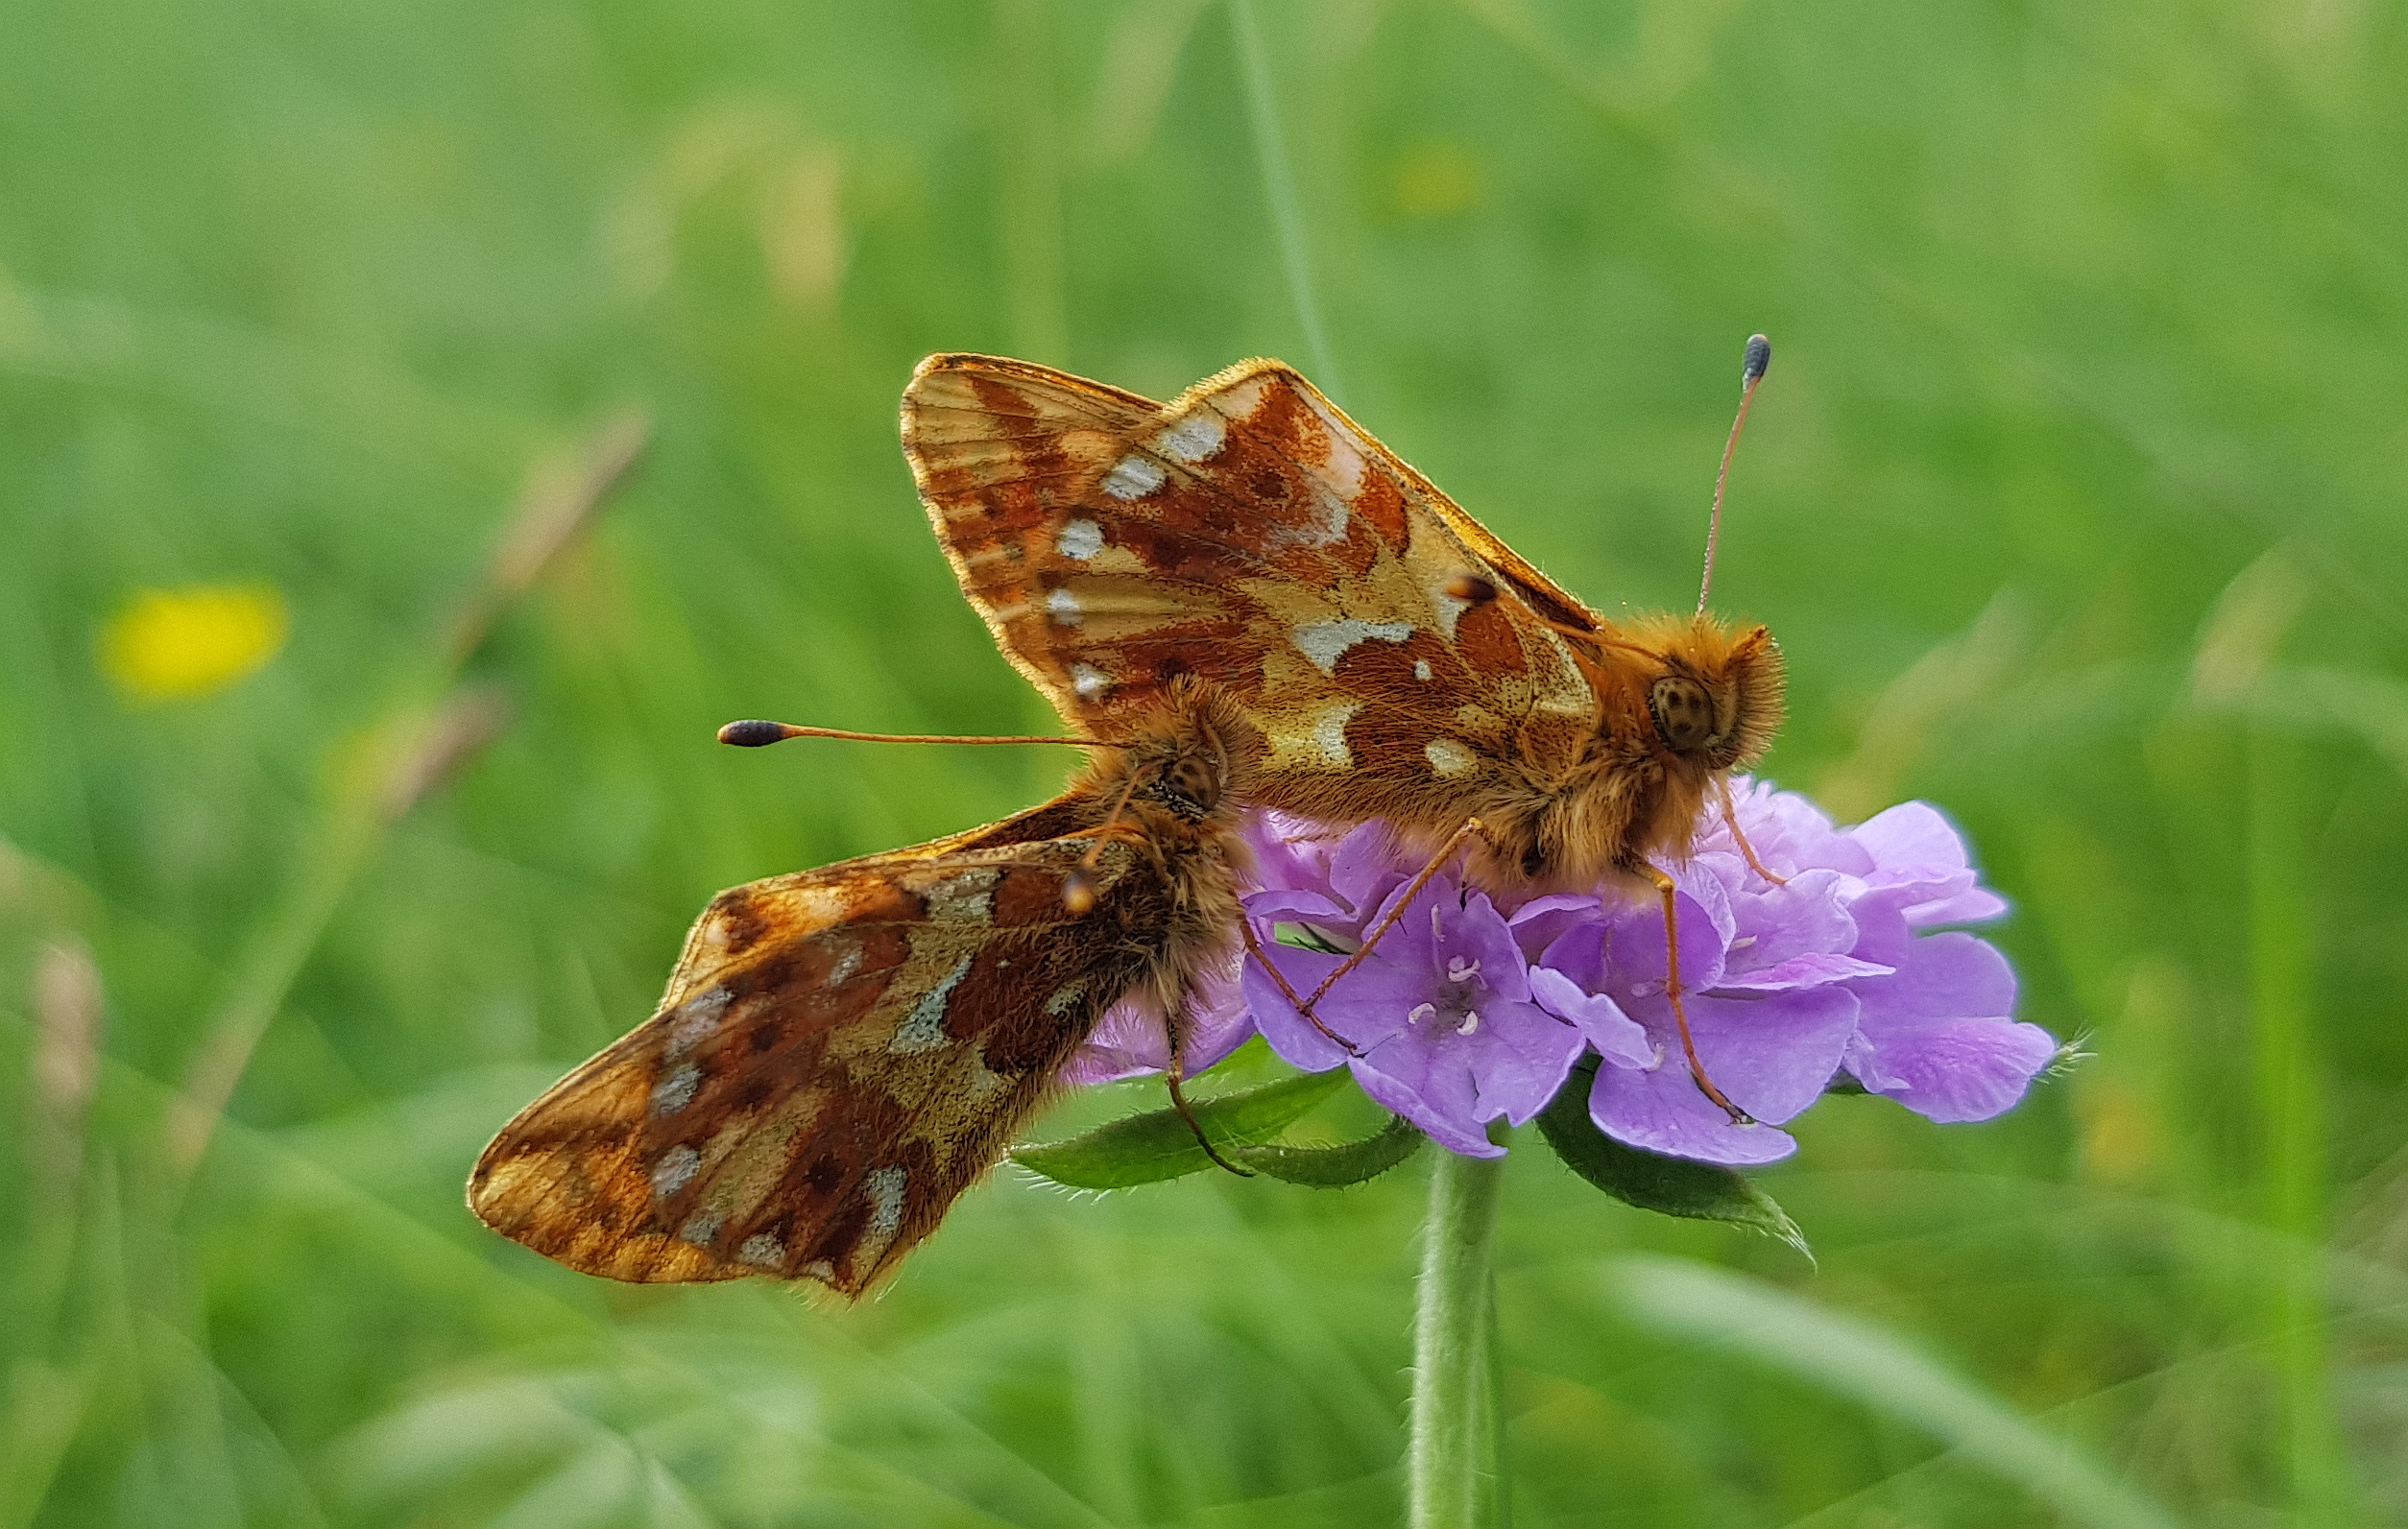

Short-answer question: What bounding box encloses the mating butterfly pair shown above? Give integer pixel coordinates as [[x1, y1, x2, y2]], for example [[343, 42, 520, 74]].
[[470, 350, 1782, 1295]]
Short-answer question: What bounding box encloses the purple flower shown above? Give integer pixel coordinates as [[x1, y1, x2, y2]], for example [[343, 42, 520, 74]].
[[1063, 779, 2052, 1171], [1059, 950, 1254, 1087], [1240, 851, 1587, 1157]]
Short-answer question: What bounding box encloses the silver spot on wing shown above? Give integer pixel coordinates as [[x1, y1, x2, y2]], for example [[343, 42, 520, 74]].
[[864, 1166, 907, 1237], [890, 954, 973, 1053], [1154, 412, 1226, 463], [650, 1144, 699, 1197], [738, 1232, 783, 1268], [1101, 453, 1166, 499], [649, 1063, 702, 1115], [664, 986, 732, 1057], [1292, 618, 1412, 675]]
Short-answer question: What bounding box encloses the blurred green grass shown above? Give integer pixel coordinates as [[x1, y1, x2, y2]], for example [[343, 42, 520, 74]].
[[6, 0, 2408, 1523]]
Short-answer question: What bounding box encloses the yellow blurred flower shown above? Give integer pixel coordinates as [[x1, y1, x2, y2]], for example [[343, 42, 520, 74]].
[[101, 585, 289, 702], [1391, 140, 1481, 219]]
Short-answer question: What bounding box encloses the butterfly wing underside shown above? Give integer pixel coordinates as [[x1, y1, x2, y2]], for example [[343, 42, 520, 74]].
[[904, 355, 1607, 813], [470, 802, 1169, 1296]]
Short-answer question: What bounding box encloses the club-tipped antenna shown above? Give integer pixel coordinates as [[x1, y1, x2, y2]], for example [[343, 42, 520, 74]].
[[717, 720, 1119, 748], [1698, 332, 1772, 615]]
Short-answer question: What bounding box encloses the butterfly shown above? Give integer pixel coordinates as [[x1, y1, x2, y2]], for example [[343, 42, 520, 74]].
[[902, 351, 1786, 1111], [902, 353, 1782, 894], [469, 679, 1259, 1295]]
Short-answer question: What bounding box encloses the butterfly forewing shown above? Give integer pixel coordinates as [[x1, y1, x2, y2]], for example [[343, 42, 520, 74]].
[[906, 355, 1601, 803], [472, 815, 1183, 1295]]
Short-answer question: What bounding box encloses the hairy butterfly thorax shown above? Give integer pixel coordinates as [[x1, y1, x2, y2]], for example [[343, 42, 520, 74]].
[[1474, 611, 1787, 892], [469, 679, 1260, 1296]]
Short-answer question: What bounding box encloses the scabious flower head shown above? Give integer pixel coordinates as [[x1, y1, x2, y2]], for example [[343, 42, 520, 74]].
[[1239, 840, 1587, 1158], [1120, 779, 2056, 1168]]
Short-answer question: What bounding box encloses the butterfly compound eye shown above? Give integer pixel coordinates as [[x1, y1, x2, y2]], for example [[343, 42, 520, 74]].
[[1648, 676, 1720, 753]]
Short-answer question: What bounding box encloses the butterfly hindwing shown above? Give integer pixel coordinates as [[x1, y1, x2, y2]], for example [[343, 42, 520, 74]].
[[470, 813, 1173, 1296]]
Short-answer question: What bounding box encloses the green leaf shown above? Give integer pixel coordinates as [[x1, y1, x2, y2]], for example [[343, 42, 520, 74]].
[[1535, 1059, 1810, 1257], [1011, 1069, 1351, 1189], [1227, 1112, 1426, 1186]]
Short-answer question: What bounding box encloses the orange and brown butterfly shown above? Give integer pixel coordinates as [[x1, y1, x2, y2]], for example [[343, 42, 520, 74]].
[[902, 349, 1782, 895], [903, 346, 1786, 1110], [468, 680, 1260, 1296]]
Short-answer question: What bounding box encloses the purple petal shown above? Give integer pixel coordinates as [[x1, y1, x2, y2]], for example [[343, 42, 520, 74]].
[[1240, 812, 1339, 893], [1594, 873, 1735, 996], [1720, 870, 1860, 974], [1851, 931, 2018, 1036], [1352, 997, 1583, 1155], [1058, 997, 1165, 1086], [1311, 956, 1441, 1049], [1240, 941, 1353, 1072], [1463, 1000, 1588, 1123], [1849, 800, 1971, 872], [1529, 965, 1653, 1067], [1713, 777, 1868, 876], [1059, 954, 1254, 1085], [1353, 1053, 1502, 1158], [1328, 820, 1414, 919], [1845, 932, 2050, 1121], [1508, 894, 1606, 963], [1667, 987, 1859, 1125], [1590, 1059, 1800, 1165], [1848, 801, 2010, 926], [1843, 1018, 2057, 1122], [1905, 884, 2011, 927], [1241, 887, 1355, 926], [1710, 951, 1894, 994]]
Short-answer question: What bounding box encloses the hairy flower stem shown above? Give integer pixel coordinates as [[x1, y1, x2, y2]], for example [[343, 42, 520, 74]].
[[1410, 1145, 1508, 1528]]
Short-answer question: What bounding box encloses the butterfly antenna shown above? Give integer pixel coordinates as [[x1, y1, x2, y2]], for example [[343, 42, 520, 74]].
[[1697, 332, 1772, 616], [718, 720, 1119, 748]]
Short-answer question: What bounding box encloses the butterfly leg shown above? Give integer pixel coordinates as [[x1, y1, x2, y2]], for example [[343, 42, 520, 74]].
[[1644, 863, 1753, 1125], [1164, 1007, 1253, 1177], [1297, 816, 1489, 1021], [1716, 777, 1788, 887], [1241, 920, 1361, 1055]]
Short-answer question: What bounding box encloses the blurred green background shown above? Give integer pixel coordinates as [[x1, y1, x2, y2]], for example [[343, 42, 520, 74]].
[[6, 0, 2406, 1523]]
